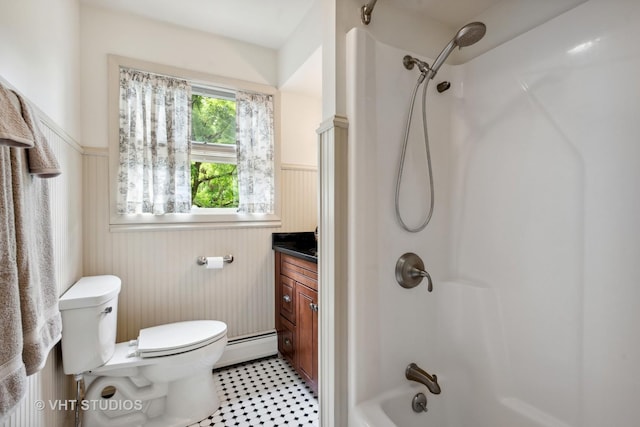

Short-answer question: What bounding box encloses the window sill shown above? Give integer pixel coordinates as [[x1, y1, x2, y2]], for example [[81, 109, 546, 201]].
[[109, 212, 282, 232]]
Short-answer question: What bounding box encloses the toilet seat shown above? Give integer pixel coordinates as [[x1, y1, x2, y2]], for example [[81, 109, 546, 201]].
[[137, 320, 227, 358]]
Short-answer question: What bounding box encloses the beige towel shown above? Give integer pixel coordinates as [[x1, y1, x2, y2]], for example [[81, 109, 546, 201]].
[[10, 146, 62, 376], [0, 147, 27, 420], [14, 92, 61, 178], [0, 85, 34, 148], [0, 143, 62, 420]]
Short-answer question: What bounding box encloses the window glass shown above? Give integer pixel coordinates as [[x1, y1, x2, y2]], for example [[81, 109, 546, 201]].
[[191, 88, 239, 209]]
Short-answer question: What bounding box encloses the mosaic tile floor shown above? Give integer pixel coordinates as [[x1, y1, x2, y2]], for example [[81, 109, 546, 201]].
[[189, 357, 319, 427]]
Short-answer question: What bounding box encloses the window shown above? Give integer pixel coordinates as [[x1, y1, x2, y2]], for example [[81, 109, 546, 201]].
[[108, 56, 280, 230], [190, 87, 239, 210]]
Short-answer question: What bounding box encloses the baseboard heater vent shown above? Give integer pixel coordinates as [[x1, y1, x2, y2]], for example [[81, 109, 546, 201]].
[[214, 330, 278, 369]]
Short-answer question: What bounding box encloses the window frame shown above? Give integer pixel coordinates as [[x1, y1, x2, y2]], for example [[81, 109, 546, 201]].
[[190, 141, 237, 165], [107, 55, 281, 231]]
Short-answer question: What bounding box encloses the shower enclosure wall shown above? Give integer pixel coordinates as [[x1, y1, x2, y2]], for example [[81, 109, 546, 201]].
[[347, 1, 640, 426]]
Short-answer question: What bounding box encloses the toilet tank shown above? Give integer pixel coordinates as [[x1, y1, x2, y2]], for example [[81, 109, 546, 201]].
[[59, 275, 121, 375]]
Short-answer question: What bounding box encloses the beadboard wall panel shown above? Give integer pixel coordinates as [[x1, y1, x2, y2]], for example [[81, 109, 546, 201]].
[[3, 120, 83, 427], [280, 165, 318, 233], [83, 153, 317, 342], [45, 122, 84, 296]]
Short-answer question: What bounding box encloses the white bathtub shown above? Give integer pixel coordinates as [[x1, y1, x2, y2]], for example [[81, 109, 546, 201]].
[[353, 381, 578, 427], [353, 384, 445, 427]]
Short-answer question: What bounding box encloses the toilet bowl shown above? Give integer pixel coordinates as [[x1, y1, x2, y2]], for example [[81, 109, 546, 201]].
[[59, 275, 228, 427]]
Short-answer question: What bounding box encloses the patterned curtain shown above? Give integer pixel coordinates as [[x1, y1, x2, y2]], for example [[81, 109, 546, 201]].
[[117, 68, 192, 214], [236, 91, 275, 214]]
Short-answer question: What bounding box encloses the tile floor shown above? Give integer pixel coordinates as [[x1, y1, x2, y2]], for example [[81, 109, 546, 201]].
[[189, 356, 319, 427]]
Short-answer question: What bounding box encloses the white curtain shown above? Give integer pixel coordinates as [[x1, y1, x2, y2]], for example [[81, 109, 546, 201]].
[[236, 91, 275, 214], [117, 68, 192, 214]]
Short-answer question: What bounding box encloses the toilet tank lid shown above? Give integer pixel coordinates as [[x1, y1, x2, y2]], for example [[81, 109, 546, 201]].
[[59, 275, 121, 310]]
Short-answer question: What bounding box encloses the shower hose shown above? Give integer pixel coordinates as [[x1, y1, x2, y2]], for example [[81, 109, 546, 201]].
[[394, 73, 435, 233]]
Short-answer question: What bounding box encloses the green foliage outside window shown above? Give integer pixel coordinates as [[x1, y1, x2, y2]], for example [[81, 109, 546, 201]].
[[191, 94, 239, 208], [190, 162, 238, 208], [192, 94, 236, 145]]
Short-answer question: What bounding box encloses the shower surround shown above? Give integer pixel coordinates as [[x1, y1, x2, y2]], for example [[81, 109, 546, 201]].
[[347, 1, 640, 426]]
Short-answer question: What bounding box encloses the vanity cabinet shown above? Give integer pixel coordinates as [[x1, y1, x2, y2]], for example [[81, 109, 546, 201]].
[[275, 252, 318, 394]]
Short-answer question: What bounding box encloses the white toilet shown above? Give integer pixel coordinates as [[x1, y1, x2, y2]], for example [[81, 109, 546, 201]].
[[59, 275, 228, 427]]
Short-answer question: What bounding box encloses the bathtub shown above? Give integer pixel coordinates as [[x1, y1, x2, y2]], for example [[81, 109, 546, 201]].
[[353, 382, 572, 427], [353, 383, 445, 427]]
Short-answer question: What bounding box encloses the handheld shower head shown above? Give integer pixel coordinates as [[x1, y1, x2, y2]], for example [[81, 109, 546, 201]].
[[428, 22, 486, 79], [454, 22, 487, 47]]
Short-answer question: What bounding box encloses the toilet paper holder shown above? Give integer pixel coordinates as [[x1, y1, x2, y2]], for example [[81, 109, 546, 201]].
[[197, 255, 234, 266]]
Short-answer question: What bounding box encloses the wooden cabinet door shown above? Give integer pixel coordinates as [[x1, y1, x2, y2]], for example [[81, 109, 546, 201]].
[[296, 283, 318, 392]]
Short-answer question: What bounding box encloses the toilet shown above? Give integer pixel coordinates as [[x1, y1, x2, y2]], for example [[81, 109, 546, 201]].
[[59, 275, 227, 427]]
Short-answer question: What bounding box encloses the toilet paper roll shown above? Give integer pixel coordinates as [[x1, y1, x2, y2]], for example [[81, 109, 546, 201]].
[[206, 257, 224, 269]]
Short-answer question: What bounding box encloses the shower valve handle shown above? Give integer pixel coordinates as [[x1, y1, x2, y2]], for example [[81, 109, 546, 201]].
[[395, 253, 434, 292], [411, 267, 434, 292]]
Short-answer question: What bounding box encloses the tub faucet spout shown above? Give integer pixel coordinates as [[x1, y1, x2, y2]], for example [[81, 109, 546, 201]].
[[405, 363, 441, 395]]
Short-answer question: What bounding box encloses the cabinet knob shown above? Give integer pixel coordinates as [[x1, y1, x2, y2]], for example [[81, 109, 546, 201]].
[[284, 338, 292, 349], [309, 302, 319, 312], [283, 295, 291, 303]]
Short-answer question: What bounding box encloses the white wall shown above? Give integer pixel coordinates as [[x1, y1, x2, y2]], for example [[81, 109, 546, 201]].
[[281, 91, 321, 167], [80, 4, 278, 149], [0, 1, 83, 425], [0, 0, 81, 140], [278, 0, 323, 89], [348, 1, 640, 426]]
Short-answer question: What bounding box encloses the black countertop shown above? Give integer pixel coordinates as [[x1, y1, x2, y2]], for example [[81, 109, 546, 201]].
[[272, 232, 317, 263]]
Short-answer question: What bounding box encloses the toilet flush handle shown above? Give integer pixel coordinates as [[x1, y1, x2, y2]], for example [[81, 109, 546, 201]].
[[102, 306, 113, 314]]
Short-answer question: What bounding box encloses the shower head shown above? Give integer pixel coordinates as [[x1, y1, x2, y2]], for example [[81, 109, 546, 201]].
[[454, 22, 487, 47], [428, 22, 486, 79]]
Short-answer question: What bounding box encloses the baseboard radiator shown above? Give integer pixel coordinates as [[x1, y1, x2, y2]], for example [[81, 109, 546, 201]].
[[214, 330, 278, 369]]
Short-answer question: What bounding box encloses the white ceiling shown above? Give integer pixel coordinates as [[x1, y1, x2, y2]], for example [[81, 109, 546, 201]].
[[80, 0, 316, 49], [81, 0, 588, 96], [81, 0, 587, 51]]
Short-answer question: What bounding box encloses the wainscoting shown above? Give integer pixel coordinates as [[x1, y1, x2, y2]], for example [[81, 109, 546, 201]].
[[82, 152, 317, 343]]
